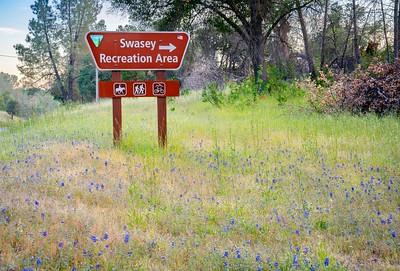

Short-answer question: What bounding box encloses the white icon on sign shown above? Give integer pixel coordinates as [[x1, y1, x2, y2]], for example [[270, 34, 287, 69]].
[[113, 83, 127, 96], [153, 82, 166, 96], [133, 83, 146, 96]]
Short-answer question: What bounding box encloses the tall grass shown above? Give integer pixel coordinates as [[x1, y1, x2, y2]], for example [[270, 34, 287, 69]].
[[0, 94, 399, 270]]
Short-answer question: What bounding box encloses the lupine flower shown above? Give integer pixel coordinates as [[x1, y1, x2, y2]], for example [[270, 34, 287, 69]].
[[324, 257, 330, 266], [391, 230, 397, 238], [236, 249, 241, 259], [223, 251, 228, 257], [124, 232, 130, 243], [36, 257, 42, 265], [293, 254, 298, 266], [103, 232, 109, 240], [90, 235, 98, 243], [256, 254, 261, 262], [58, 242, 64, 248]]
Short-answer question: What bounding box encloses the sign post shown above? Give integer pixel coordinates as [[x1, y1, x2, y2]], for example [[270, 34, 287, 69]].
[[112, 71, 122, 145], [85, 31, 189, 147], [156, 71, 167, 147]]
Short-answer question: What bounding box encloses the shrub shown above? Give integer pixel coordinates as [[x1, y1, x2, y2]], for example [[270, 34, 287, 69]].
[[307, 61, 400, 115], [17, 91, 60, 118], [201, 83, 225, 107], [266, 66, 305, 105], [225, 78, 257, 107], [6, 99, 18, 119]]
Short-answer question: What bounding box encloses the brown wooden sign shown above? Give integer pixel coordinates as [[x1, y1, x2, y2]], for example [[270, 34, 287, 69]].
[[86, 32, 190, 70], [86, 31, 190, 148], [99, 80, 180, 98]]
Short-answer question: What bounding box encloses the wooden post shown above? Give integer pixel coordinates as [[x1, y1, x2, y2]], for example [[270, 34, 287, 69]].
[[112, 71, 122, 145], [156, 71, 167, 148]]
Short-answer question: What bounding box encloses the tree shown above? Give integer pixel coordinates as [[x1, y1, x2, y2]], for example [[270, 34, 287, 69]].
[[320, 0, 329, 68], [57, 0, 102, 100], [380, 0, 390, 62], [296, 0, 317, 79], [395, 0, 399, 60], [15, 0, 101, 102], [0, 72, 18, 93], [352, 0, 361, 64], [112, 0, 314, 92], [6, 99, 18, 119], [15, 0, 65, 97]]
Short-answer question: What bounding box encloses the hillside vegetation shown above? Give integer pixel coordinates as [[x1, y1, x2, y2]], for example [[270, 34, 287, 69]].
[[0, 95, 399, 270]]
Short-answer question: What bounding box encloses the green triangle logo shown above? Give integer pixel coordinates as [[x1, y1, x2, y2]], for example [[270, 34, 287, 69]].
[[90, 34, 103, 47]]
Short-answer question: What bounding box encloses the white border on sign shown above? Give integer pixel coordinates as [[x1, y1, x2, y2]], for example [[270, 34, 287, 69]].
[[133, 82, 147, 96], [113, 82, 128, 97], [85, 31, 191, 71], [152, 82, 166, 96]]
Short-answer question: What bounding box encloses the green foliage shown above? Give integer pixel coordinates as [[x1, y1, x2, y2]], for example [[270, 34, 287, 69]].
[[201, 79, 259, 108], [266, 66, 305, 106], [6, 99, 18, 118], [180, 87, 191, 96], [201, 83, 224, 107], [17, 91, 60, 118], [77, 55, 112, 102], [0, 92, 12, 111], [225, 78, 257, 107], [15, 0, 102, 101], [0, 72, 17, 93]]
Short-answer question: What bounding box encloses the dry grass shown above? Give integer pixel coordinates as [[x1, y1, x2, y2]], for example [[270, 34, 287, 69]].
[[0, 95, 399, 270]]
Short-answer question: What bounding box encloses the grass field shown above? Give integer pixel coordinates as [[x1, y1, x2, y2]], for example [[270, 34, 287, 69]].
[[0, 94, 399, 270]]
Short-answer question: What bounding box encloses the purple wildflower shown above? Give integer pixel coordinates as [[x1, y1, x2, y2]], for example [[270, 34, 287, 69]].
[[324, 257, 330, 266]]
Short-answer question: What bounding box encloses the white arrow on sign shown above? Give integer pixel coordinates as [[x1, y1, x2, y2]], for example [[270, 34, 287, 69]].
[[159, 43, 176, 52]]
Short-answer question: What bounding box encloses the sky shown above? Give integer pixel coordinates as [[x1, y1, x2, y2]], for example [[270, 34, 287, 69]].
[[0, 0, 129, 77]]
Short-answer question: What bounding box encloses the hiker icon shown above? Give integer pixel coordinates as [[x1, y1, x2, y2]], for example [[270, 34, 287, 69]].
[[133, 83, 146, 96], [113, 83, 127, 96]]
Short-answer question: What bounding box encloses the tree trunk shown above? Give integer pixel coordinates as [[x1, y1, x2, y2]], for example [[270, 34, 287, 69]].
[[67, 52, 76, 101], [44, 24, 66, 102], [341, 19, 352, 71], [352, 0, 361, 64], [380, 0, 390, 62], [320, 0, 329, 68], [396, 0, 400, 60], [249, 0, 266, 93], [296, 0, 317, 79]]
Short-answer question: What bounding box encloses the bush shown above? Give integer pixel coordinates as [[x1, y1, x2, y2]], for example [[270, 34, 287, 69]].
[[307, 61, 400, 115], [226, 78, 257, 107], [266, 66, 305, 105], [17, 91, 60, 118], [201, 83, 225, 107], [6, 99, 18, 119]]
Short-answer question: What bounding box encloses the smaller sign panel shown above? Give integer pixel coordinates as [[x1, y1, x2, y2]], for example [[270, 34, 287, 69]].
[[99, 80, 180, 98]]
